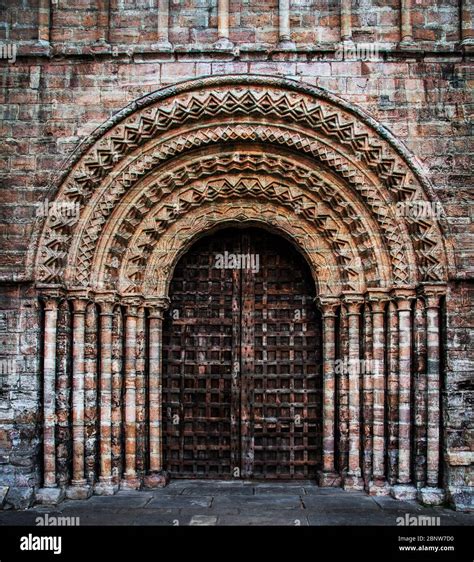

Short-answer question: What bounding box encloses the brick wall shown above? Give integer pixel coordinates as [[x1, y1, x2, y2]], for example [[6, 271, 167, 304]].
[[0, 0, 472, 510]]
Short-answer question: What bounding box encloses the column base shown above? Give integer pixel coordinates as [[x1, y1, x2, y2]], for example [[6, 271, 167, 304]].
[[317, 471, 342, 487], [391, 484, 417, 501], [0, 486, 8, 508], [277, 40, 296, 50], [36, 487, 66, 506], [143, 471, 170, 489], [66, 481, 92, 500], [367, 479, 391, 496], [417, 487, 445, 506], [397, 40, 420, 51], [150, 41, 173, 52], [342, 472, 364, 491], [447, 486, 473, 512], [460, 38, 474, 53], [94, 477, 119, 496], [214, 37, 234, 50], [120, 476, 142, 491]]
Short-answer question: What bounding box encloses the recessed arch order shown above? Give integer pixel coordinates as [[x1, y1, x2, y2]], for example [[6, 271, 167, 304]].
[[32, 74, 452, 298]]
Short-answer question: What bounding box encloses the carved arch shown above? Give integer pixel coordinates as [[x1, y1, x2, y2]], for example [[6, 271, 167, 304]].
[[33, 75, 451, 294]]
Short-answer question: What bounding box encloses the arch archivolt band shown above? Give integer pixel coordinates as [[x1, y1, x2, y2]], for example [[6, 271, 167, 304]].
[[34, 76, 449, 504]]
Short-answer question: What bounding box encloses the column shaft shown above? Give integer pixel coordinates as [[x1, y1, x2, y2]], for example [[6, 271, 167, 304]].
[[111, 307, 123, 485], [218, 0, 230, 40], [317, 298, 340, 482], [414, 299, 427, 487], [343, 295, 364, 489], [425, 291, 443, 487], [96, 0, 110, 43], [395, 291, 415, 486], [340, 0, 352, 42], [123, 303, 140, 488], [400, 0, 414, 43], [278, 0, 295, 48], [144, 299, 169, 488], [461, 0, 474, 45], [157, 0, 171, 45], [96, 300, 114, 492], [369, 294, 389, 493], [38, 0, 51, 43], [339, 306, 349, 471], [362, 306, 373, 482], [149, 311, 164, 472], [70, 298, 89, 494], [43, 298, 58, 488], [136, 308, 147, 474]]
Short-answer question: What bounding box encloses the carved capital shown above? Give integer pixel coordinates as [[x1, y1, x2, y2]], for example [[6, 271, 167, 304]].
[[367, 289, 390, 314], [94, 291, 117, 316], [68, 289, 90, 314], [315, 295, 341, 317], [391, 287, 416, 311], [38, 286, 65, 310], [343, 293, 364, 315], [421, 284, 446, 309], [121, 295, 143, 317], [145, 297, 171, 319]]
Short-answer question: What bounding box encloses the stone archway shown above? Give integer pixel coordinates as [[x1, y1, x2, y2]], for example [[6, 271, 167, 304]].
[[33, 76, 450, 506]]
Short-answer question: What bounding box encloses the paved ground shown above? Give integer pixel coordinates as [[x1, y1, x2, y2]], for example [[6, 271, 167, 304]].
[[0, 481, 472, 526]]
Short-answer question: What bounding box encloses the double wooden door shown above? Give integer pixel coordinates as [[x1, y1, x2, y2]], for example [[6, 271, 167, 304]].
[[162, 228, 322, 479]]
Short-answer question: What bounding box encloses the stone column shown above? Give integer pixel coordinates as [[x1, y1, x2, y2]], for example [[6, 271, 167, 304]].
[[38, 0, 51, 45], [361, 304, 373, 485], [94, 295, 118, 496], [399, 0, 415, 47], [387, 301, 399, 485], [67, 295, 92, 499], [84, 303, 99, 487], [338, 305, 349, 472], [278, 0, 296, 49], [215, 0, 234, 49], [342, 294, 364, 490], [144, 298, 170, 488], [155, 0, 172, 49], [316, 296, 341, 486], [121, 298, 142, 490], [135, 307, 147, 476], [111, 306, 123, 485], [391, 288, 416, 500], [340, 0, 353, 43], [96, 0, 110, 44], [36, 295, 65, 506], [367, 291, 390, 495], [460, 0, 474, 49], [419, 285, 446, 505], [413, 298, 427, 489]]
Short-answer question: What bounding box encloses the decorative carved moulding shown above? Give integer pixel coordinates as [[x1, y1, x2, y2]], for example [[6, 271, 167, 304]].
[[32, 77, 450, 299]]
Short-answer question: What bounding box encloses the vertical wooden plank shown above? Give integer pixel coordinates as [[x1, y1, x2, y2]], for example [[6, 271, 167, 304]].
[[240, 231, 254, 478]]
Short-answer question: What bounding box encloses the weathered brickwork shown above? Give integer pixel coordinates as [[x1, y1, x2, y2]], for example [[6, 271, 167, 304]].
[[0, 0, 472, 511]]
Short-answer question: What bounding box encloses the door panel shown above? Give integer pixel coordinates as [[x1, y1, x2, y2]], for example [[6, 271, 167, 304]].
[[162, 231, 237, 478], [162, 227, 322, 479]]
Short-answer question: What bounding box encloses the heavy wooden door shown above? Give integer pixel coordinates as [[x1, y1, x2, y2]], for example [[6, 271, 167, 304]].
[[162, 228, 322, 479]]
